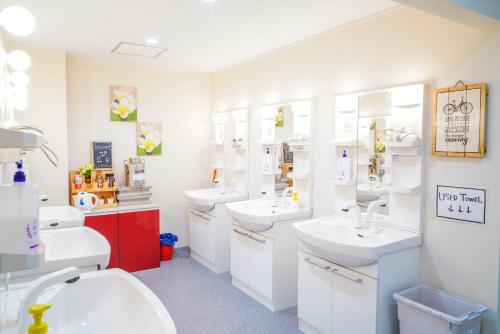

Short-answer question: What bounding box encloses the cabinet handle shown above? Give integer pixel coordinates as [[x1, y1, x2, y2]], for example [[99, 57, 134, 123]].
[[332, 268, 363, 283], [190, 211, 210, 222], [247, 234, 266, 244], [233, 228, 249, 237], [304, 257, 331, 271]]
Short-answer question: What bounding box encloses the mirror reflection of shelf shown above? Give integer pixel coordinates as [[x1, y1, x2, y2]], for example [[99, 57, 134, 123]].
[[386, 141, 422, 156], [386, 184, 420, 194], [329, 139, 357, 147], [287, 172, 309, 180], [261, 170, 280, 176], [228, 166, 246, 172], [259, 138, 279, 145], [332, 179, 356, 186], [210, 163, 224, 169], [288, 141, 310, 152], [211, 139, 224, 146]]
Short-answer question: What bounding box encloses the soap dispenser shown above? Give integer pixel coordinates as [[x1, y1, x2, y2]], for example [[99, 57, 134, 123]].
[[336, 150, 351, 181], [27, 304, 51, 334]]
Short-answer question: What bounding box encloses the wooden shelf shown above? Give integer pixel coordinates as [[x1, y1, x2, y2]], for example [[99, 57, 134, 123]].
[[69, 169, 118, 210]]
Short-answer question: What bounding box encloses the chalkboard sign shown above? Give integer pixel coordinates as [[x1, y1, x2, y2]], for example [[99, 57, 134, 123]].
[[282, 143, 293, 164], [91, 141, 113, 169]]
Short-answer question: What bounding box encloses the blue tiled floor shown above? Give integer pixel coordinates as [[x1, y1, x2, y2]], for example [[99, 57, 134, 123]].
[[133, 248, 302, 334]]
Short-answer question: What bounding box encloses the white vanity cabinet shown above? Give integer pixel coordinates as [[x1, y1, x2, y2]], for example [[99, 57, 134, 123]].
[[188, 204, 233, 273], [230, 221, 299, 312], [298, 249, 419, 334]]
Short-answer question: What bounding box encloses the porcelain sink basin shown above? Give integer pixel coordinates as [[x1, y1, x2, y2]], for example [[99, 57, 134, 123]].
[[11, 227, 110, 282], [184, 188, 248, 211], [39, 206, 85, 229], [357, 184, 389, 202], [294, 215, 422, 267], [226, 199, 312, 232], [4, 269, 176, 334]]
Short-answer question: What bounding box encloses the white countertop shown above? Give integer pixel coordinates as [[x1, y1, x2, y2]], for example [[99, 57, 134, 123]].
[[84, 203, 159, 216]]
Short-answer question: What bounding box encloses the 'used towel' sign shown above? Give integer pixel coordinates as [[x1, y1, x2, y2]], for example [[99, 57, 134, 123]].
[[436, 185, 486, 224]]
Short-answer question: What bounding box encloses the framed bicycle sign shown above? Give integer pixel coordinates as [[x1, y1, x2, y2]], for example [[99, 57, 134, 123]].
[[432, 82, 487, 158]]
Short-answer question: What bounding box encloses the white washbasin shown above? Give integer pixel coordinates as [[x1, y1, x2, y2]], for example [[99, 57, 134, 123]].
[[184, 188, 248, 211], [39, 206, 84, 229], [357, 183, 389, 202], [226, 198, 312, 232], [11, 227, 110, 282], [4, 269, 176, 334], [294, 215, 422, 267]]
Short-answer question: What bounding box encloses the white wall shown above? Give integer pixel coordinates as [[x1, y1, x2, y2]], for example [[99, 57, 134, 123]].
[[4, 46, 69, 205], [212, 8, 500, 333], [67, 59, 211, 247]]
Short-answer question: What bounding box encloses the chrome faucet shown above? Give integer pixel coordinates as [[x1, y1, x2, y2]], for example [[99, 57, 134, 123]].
[[341, 204, 362, 229], [365, 200, 387, 233], [280, 187, 294, 209], [18, 267, 80, 334]]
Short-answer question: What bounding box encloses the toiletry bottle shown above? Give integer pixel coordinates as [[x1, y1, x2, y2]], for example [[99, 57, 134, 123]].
[[263, 147, 272, 172], [27, 304, 51, 334], [337, 150, 351, 181], [292, 191, 300, 209]]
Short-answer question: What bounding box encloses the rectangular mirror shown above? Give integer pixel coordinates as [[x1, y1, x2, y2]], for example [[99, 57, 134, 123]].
[[274, 105, 294, 194], [356, 93, 391, 213]]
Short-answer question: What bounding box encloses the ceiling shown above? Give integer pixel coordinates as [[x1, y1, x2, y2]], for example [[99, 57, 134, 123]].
[[2, 0, 397, 73]]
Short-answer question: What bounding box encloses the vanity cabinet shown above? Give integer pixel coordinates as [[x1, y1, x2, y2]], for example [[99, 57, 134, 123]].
[[230, 222, 299, 312], [84, 207, 160, 272], [188, 203, 234, 273], [84, 213, 119, 269], [298, 249, 419, 334]]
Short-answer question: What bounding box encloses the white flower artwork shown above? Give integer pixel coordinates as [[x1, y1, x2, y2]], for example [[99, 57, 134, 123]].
[[137, 122, 162, 156], [110, 86, 138, 122]]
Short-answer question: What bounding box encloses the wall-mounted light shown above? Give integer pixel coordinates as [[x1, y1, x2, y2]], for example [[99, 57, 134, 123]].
[[0, 6, 35, 36]]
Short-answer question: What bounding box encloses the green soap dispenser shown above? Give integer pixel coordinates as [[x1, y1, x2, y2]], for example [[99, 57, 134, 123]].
[[27, 304, 51, 334]]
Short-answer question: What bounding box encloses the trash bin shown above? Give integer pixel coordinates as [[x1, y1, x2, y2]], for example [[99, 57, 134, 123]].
[[160, 233, 178, 261], [394, 285, 487, 334]]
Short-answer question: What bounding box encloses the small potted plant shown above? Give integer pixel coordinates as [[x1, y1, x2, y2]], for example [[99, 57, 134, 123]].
[[80, 164, 94, 184]]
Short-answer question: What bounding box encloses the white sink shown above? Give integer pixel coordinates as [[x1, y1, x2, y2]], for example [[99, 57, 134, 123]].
[[11, 227, 110, 282], [39, 206, 85, 229], [226, 198, 312, 232], [184, 188, 248, 211], [4, 269, 176, 334], [294, 215, 422, 267], [357, 183, 389, 202]]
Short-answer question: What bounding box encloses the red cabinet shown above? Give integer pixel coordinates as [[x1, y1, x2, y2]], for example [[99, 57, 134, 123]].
[[84, 209, 160, 272], [84, 213, 119, 268], [119, 210, 160, 272]]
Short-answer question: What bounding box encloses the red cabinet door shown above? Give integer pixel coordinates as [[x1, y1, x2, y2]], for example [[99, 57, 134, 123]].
[[119, 209, 160, 272], [84, 214, 119, 269]]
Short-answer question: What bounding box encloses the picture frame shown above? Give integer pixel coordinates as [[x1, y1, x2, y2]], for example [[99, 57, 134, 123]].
[[432, 82, 487, 158]]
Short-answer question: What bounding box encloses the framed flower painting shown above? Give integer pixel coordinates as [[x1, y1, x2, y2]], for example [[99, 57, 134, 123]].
[[137, 122, 162, 156], [110, 86, 138, 122]]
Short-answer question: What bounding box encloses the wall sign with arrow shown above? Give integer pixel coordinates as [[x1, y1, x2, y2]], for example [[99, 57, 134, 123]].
[[436, 185, 486, 224]]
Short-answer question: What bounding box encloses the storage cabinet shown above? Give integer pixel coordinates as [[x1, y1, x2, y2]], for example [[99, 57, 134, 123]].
[[119, 209, 160, 272], [231, 226, 274, 300], [84, 208, 160, 272], [84, 213, 119, 269], [298, 249, 420, 334], [298, 251, 377, 334], [189, 210, 216, 265]]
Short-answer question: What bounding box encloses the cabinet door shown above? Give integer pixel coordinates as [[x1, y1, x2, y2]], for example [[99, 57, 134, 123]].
[[231, 227, 273, 299], [119, 210, 160, 272], [298, 252, 333, 334], [331, 265, 377, 334], [84, 214, 118, 269], [189, 210, 216, 264]]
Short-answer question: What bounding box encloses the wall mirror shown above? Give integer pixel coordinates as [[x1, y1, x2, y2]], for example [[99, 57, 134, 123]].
[[332, 84, 424, 232], [260, 100, 312, 203], [210, 109, 248, 193]]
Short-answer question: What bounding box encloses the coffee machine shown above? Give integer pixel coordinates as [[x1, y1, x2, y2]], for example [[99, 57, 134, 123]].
[[124, 157, 146, 189]]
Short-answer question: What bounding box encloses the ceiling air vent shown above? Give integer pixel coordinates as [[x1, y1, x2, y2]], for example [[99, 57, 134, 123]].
[[111, 42, 167, 58]]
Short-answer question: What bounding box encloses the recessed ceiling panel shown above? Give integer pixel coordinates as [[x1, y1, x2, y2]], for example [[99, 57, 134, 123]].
[[111, 42, 167, 58]]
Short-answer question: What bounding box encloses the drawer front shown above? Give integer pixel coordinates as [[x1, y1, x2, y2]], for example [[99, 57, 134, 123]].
[[331, 264, 377, 334], [84, 214, 119, 269], [298, 252, 333, 334], [189, 210, 216, 263], [231, 227, 273, 299]]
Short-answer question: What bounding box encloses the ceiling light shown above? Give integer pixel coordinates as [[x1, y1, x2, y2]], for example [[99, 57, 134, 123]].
[[0, 6, 35, 36], [145, 38, 159, 45]]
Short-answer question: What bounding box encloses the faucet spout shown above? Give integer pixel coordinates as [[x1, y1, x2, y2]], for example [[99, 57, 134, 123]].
[[341, 204, 362, 229], [280, 187, 294, 209], [18, 267, 80, 334], [365, 200, 387, 233]]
